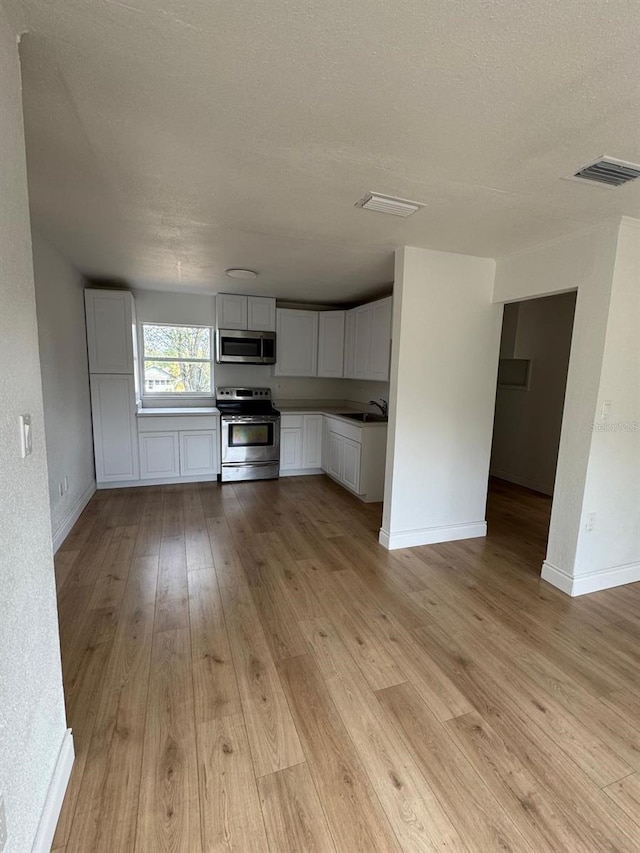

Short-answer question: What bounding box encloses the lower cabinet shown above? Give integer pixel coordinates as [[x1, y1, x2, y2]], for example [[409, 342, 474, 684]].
[[325, 416, 387, 502], [137, 417, 219, 482], [280, 414, 323, 474], [90, 373, 139, 483], [328, 431, 361, 493], [139, 432, 180, 479], [179, 430, 219, 477]]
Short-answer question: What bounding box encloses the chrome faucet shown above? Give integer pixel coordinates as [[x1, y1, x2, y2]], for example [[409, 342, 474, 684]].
[[369, 398, 388, 417]]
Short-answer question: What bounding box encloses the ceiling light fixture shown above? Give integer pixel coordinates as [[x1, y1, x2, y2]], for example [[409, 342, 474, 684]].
[[226, 268, 258, 279], [355, 192, 425, 217]]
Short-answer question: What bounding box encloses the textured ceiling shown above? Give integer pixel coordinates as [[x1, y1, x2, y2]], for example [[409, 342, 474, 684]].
[[11, 0, 640, 302]]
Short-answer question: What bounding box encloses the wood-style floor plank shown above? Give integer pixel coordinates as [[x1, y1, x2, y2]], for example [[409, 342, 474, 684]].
[[257, 762, 337, 853], [135, 628, 202, 853], [277, 654, 402, 853], [187, 568, 241, 723], [53, 478, 640, 853], [604, 773, 640, 827], [197, 713, 270, 852], [220, 583, 305, 777]]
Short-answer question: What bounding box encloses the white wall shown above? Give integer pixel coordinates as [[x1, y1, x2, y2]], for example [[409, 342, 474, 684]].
[[381, 246, 502, 548], [133, 288, 388, 403], [490, 292, 576, 495], [570, 218, 640, 591], [494, 217, 640, 594], [0, 7, 70, 851], [33, 232, 95, 548]]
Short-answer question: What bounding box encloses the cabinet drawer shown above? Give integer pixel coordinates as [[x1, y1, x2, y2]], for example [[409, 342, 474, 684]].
[[327, 417, 362, 444], [281, 414, 304, 429], [138, 415, 218, 432]]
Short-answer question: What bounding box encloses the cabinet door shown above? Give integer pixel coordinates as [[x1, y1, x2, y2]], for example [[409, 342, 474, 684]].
[[321, 417, 331, 473], [317, 311, 345, 377], [343, 310, 356, 379], [280, 428, 303, 471], [91, 374, 139, 482], [179, 430, 219, 477], [139, 432, 180, 479], [85, 289, 135, 373], [369, 297, 392, 381], [342, 437, 361, 493], [248, 297, 276, 331], [275, 309, 319, 376], [303, 415, 323, 468], [353, 304, 372, 379], [216, 293, 248, 330], [328, 432, 344, 481]]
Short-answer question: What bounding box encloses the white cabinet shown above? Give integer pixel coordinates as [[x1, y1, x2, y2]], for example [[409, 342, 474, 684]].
[[280, 426, 303, 471], [90, 374, 139, 482], [324, 416, 387, 502], [303, 415, 323, 468], [275, 309, 319, 376], [328, 432, 344, 482], [342, 438, 361, 492], [216, 293, 276, 331], [350, 296, 392, 381], [317, 311, 345, 377], [179, 430, 219, 477], [343, 311, 356, 379], [137, 417, 220, 482], [248, 297, 276, 332], [216, 293, 248, 330], [280, 413, 323, 474], [369, 297, 393, 381], [353, 305, 373, 379], [85, 289, 135, 374], [139, 432, 180, 480]]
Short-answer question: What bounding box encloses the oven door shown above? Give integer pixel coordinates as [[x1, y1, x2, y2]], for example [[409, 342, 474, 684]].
[[221, 415, 280, 464]]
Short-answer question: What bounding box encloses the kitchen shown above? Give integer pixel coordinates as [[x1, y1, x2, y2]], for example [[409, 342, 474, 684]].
[[86, 285, 393, 523]]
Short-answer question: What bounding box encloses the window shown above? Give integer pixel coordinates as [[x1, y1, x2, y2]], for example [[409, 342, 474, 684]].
[[142, 324, 212, 395]]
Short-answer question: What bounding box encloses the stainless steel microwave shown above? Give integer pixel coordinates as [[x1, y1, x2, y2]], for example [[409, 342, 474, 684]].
[[216, 329, 277, 364]]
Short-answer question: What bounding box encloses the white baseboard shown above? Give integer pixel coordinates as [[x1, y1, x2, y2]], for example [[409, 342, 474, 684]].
[[52, 481, 96, 552], [379, 521, 487, 550], [32, 728, 74, 853], [279, 468, 324, 477], [542, 559, 640, 596], [490, 468, 553, 496], [97, 473, 219, 489]]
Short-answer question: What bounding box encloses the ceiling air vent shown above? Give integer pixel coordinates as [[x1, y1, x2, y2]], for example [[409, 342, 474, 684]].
[[571, 156, 640, 188], [355, 192, 425, 217]]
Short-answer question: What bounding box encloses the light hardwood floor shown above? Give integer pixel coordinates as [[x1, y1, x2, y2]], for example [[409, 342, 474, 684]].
[[52, 476, 640, 852]]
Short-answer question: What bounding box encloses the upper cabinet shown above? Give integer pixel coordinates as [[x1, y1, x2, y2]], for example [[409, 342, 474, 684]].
[[248, 296, 277, 331], [275, 309, 319, 376], [85, 288, 136, 374], [216, 293, 276, 331], [275, 297, 391, 380], [317, 311, 346, 378], [350, 296, 392, 382]]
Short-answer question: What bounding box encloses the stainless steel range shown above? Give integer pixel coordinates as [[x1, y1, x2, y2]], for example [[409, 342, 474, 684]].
[[216, 387, 280, 482]]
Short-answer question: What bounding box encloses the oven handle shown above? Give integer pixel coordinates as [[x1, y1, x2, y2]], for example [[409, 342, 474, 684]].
[[220, 415, 281, 424]]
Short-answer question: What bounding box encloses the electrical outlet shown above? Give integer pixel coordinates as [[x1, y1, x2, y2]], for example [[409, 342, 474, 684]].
[[585, 512, 596, 532], [602, 400, 611, 420], [64, 475, 69, 493], [59, 482, 64, 497], [0, 793, 8, 852]]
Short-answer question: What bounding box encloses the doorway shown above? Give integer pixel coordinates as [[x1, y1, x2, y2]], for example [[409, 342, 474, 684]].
[[487, 291, 577, 566]]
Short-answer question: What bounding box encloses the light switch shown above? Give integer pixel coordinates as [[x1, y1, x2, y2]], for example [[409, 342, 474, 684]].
[[20, 414, 32, 458]]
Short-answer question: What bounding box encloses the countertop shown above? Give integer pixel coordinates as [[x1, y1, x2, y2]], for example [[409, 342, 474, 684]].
[[277, 400, 388, 427], [136, 407, 220, 417]]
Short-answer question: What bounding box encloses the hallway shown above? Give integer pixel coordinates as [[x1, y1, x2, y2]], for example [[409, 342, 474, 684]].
[[52, 476, 640, 852]]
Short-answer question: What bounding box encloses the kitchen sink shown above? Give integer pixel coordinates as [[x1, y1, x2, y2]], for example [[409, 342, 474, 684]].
[[337, 412, 388, 423]]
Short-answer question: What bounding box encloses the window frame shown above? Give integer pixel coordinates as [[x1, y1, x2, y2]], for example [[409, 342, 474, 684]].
[[139, 322, 214, 399]]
